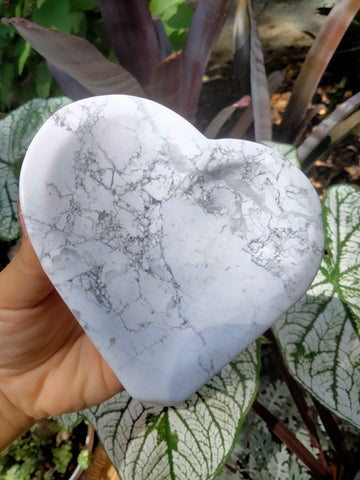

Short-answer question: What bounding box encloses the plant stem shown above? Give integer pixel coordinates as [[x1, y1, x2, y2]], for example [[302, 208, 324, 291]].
[[313, 397, 354, 478], [266, 330, 329, 469], [252, 400, 332, 479]]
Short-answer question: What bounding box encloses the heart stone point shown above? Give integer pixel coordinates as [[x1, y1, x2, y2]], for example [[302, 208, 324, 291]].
[[20, 95, 324, 405]]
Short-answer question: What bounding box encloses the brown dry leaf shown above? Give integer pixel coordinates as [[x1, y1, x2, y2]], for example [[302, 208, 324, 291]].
[[270, 91, 291, 124]]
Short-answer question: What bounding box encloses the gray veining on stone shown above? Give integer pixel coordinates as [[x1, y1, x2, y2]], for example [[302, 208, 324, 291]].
[[19, 95, 324, 405]]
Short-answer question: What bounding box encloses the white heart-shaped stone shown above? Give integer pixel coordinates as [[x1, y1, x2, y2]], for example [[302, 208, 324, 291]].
[[20, 95, 324, 405]]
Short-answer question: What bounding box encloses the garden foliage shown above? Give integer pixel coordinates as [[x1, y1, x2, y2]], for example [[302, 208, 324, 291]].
[[0, 97, 71, 241], [0, 418, 83, 480], [1, 0, 360, 478]]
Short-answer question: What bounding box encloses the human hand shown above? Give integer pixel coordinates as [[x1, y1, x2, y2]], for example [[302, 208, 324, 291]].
[[0, 233, 122, 449]]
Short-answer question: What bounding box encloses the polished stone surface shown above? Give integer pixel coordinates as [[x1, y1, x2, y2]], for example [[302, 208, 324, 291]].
[[20, 95, 324, 405]]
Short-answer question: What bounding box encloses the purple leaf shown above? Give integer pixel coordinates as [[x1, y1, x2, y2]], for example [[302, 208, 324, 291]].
[[229, 71, 283, 139], [302, 109, 360, 172], [3, 17, 144, 97], [277, 0, 360, 142], [298, 92, 360, 164], [292, 104, 326, 147], [180, 0, 232, 120], [97, 0, 161, 85], [204, 96, 251, 138], [153, 19, 172, 61], [328, 110, 360, 146], [148, 51, 183, 112], [229, 104, 253, 139], [233, 0, 251, 97], [247, 0, 272, 141], [267, 70, 284, 94], [47, 62, 92, 100]]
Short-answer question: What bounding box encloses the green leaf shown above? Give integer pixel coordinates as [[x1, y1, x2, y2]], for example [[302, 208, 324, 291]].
[[35, 61, 52, 97], [163, 4, 194, 29], [33, 0, 72, 33], [322, 185, 360, 324], [0, 97, 71, 241], [168, 30, 187, 52], [77, 449, 92, 469], [18, 41, 31, 75], [52, 443, 72, 473], [71, 0, 97, 10], [14, 2, 22, 17], [261, 141, 301, 169], [0, 63, 15, 107], [83, 342, 260, 480], [69, 11, 87, 36], [273, 185, 360, 428], [150, 0, 185, 17]]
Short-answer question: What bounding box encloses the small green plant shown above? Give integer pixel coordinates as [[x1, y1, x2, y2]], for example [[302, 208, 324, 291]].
[[51, 443, 72, 474], [77, 448, 92, 470], [0, 417, 88, 480]]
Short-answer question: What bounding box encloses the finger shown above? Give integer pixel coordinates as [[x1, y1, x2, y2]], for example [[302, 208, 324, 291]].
[[0, 236, 54, 309], [14, 333, 124, 418], [52, 336, 124, 414]]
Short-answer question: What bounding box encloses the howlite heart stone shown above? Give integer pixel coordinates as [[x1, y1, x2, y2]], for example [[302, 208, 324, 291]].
[[20, 95, 324, 405]]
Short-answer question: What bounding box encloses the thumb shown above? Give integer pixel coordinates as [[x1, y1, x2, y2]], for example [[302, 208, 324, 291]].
[[0, 235, 54, 309]]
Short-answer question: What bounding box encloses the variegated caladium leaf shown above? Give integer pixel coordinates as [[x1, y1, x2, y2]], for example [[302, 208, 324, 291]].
[[0, 97, 71, 241], [273, 185, 360, 428], [0, 167, 19, 241], [82, 342, 260, 480], [261, 141, 300, 169]]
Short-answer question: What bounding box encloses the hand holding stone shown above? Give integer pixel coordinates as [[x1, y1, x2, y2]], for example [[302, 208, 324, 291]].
[[0, 234, 122, 449], [19, 95, 324, 405]]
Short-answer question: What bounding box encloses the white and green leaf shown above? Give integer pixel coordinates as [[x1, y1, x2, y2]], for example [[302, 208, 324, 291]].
[[0, 166, 19, 241], [0, 97, 71, 241], [273, 184, 360, 428], [83, 342, 260, 480], [261, 141, 300, 168]]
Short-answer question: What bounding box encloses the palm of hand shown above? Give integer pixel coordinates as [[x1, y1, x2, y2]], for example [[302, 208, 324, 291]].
[[0, 237, 122, 420]]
